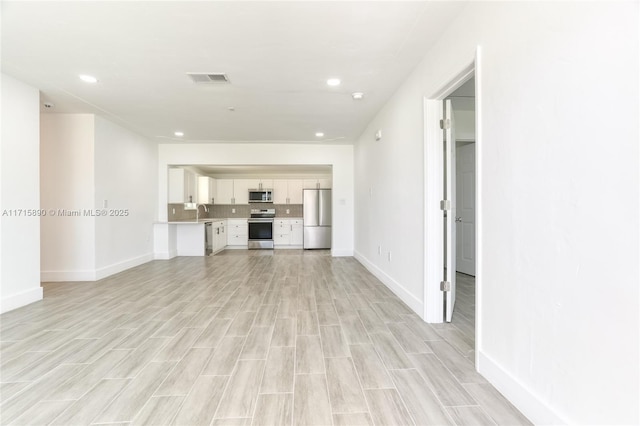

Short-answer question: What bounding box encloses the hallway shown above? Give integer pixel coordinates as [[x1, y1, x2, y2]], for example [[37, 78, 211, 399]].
[[1, 252, 530, 425]]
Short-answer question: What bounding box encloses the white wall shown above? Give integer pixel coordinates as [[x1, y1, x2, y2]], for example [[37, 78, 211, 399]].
[[40, 114, 157, 281], [0, 74, 43, 313], [354, 1, 638, 425], [94, 116, 157, 277], [40, 114, 96, 280], [157, 143, 354, 256]]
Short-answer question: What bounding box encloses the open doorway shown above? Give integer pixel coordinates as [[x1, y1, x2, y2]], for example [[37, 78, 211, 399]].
[[446, 79, 476, 347], [423, 52, 480, 365]]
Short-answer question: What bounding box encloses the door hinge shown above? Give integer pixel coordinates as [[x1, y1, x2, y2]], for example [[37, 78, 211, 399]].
[[439, 118, 451, 130], [440, 281, 451, 291], [440, 200, 451, 211]]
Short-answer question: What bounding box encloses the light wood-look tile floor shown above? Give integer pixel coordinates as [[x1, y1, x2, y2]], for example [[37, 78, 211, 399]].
[[1, 250, 531, 425]]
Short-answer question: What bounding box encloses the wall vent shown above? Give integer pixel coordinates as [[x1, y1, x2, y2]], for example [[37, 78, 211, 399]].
[[187, 73, 230, 84]]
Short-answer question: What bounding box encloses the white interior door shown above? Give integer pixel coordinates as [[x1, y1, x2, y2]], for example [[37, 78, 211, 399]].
[[456, 143, 476, 276], [444, 99, 456, 322]]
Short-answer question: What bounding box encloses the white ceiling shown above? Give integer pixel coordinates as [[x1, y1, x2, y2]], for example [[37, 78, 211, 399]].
[[2, 1, 466, 144]]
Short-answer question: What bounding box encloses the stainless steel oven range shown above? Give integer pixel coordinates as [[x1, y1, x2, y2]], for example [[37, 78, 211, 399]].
[[248, 208, 275, 249]]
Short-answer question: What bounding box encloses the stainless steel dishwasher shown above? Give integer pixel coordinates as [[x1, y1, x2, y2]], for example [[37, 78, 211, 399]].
[[204, 222, 213, 255]]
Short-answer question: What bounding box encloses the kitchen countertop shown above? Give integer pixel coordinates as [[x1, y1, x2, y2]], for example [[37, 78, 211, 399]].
[[159, 217, 302, 224]]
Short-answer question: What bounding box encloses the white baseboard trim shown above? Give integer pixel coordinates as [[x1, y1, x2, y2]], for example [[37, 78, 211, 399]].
[[332, 249, 354, 257], [41, 269, 97, 282], [41, 253, 154, 282], [95, 253, 153, 280], [478, 351, 567, 425], [353, 250, 423, 315], [154, 250, 177, 259], [176, 250, 205, 256], [1, 286, 43, 314]]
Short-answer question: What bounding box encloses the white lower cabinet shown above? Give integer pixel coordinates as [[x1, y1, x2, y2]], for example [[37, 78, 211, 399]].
[[290, 220, 303, 246], [212, 220, 226, 254], [227, 219, 248, 247], [274, 218, 303, 247]]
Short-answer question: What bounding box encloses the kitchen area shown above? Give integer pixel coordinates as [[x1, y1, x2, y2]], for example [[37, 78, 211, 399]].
[[160, 165, 332, 257]]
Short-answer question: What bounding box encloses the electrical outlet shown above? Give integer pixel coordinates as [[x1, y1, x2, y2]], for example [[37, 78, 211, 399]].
[[286, 209, 290, 214], [388, 252, 392, 262], [103, 199, 108, 208], [172, 208, 176, 214], [232, 208, 236, 214], [378, 245, 382, 255]]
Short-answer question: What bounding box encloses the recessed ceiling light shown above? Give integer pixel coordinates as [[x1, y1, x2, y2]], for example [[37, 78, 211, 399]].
[[79, 74, 98, 84], [227, 106, 235, 112], [174, 131, 184, 137], [352, 92, 364, 100], [327, 78, 341, 87], [315, 132, 324, 137]]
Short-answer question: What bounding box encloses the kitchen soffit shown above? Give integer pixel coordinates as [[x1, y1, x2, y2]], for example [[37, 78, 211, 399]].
[[184, 164, 332, 178], [2, 1, 466, 143]]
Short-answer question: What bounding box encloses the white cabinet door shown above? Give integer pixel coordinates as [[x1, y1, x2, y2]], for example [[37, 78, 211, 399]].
[[273, 180, 288, 204], [274, 219, 290, 246], [216, 179, 234, 204], [198, 177, 216, 204], [168, 168, 186, 203], [227, 219, 248, 246], [209, 178, 217, 204], [288, 180, 304, 204], [217, 223, 226, 251], [290, 220, 303, 245], [318, 177, 332, 189], [168, 168, 201, 203], [198, 176, 208, 204], [259, 179, 274, 190], [303, 179, 319, 189], [234, 179, 260, 204], [185, 170, 198, 203]]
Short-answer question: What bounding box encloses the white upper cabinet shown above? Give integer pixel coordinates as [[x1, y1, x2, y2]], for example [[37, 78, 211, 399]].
[[198, 176, 216, 204], [216, 179, 234, 204], [205, 177, 328, 205], [272, 179, 303, 204], [273, 180, 288, 204], [288, 179, 304, 204], [233, 179, 259, 204], [168, 168, 198, 203], [258, 179, 273, 190], [303, 177, 332, 189]]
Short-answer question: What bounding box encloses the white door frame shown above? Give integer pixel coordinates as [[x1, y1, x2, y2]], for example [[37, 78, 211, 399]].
[[423, 46, 482, 366]]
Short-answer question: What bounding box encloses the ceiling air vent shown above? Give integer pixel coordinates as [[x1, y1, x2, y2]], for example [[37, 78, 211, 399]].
[[187, 73, 230, 84]]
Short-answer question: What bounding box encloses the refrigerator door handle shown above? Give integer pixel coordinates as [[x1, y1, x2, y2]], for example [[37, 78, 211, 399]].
[[318, 191, 324, 226]]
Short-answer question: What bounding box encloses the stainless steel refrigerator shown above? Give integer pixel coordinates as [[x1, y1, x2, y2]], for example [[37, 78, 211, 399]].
[[303, 189, 331, 249]]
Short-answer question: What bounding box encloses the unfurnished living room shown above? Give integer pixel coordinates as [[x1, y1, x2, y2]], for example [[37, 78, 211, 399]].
[[1, 1, 638, 425]]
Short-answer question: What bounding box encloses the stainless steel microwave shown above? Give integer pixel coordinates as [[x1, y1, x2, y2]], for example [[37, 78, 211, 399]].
[[248, 189, 273, 203]]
